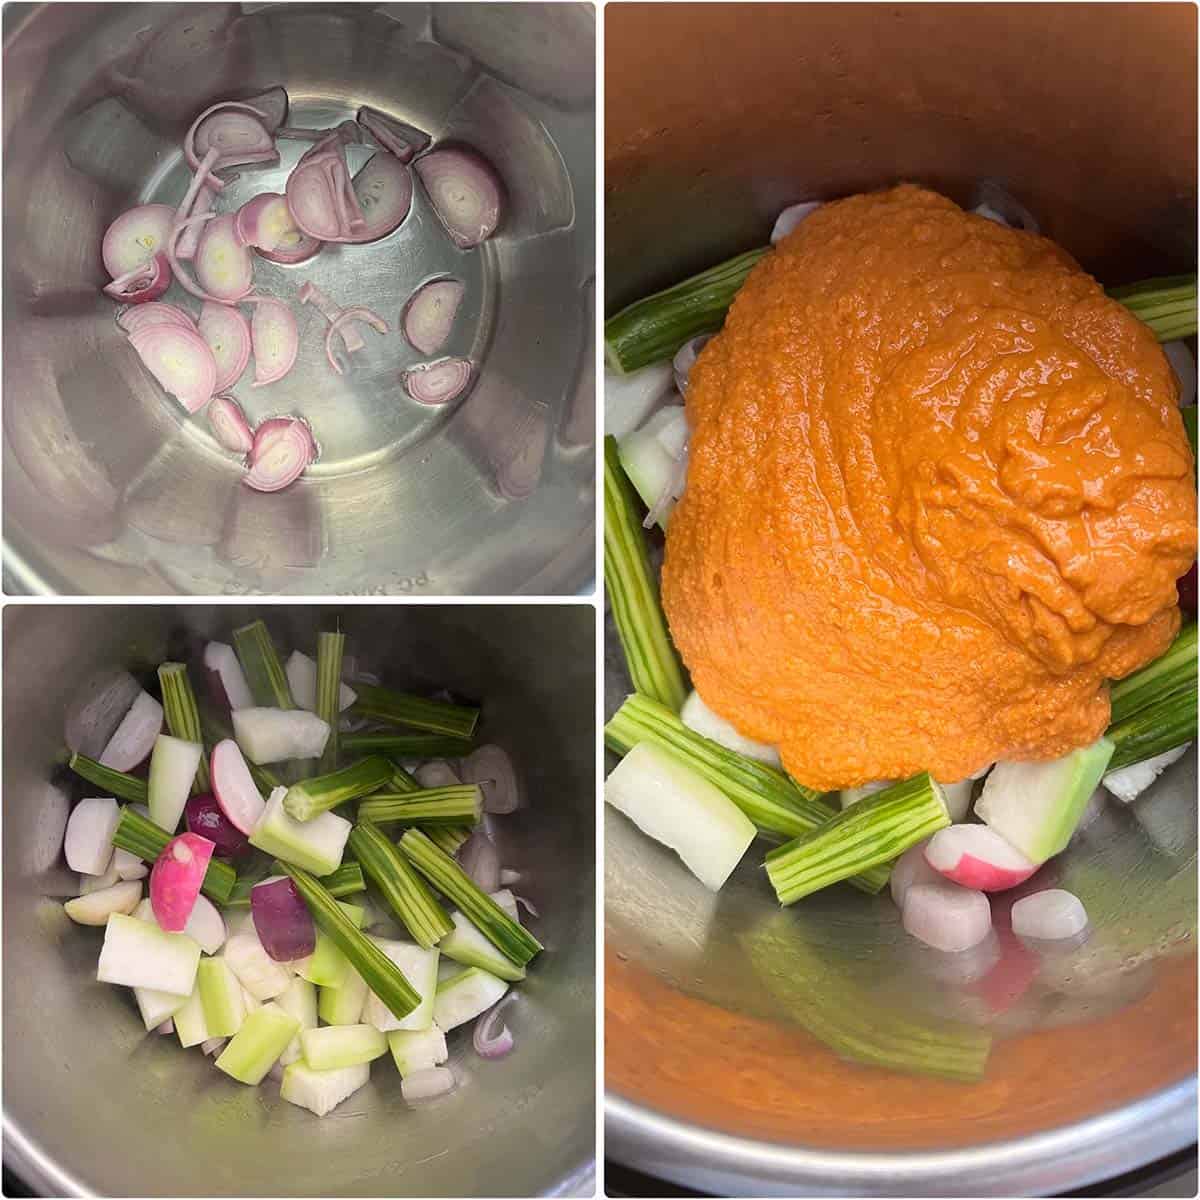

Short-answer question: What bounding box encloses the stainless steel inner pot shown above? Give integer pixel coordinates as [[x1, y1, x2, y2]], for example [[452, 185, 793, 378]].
[[2, 3, 595, 595], [3, 604, 595, 1197], [605, 4, 1197, 1195]]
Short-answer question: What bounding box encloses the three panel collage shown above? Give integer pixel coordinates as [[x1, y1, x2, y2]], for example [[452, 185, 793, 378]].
[[1, 2, 1196, 1198]]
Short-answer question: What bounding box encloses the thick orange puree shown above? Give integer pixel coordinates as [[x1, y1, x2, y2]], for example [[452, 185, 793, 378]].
[[662, 185, 1197, 791]]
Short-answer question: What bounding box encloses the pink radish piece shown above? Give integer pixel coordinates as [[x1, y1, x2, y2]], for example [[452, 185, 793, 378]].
[[99, 690, 164, 771], [207, 394, 255, 454], [889, 840, 940, 909], [150, 832, 215, 931], [251, 876, 316, 961], [118, 302, 196, 335], [1010, 889, 1089, 941], [175, 183, 216, 261], [244, 420, 313, 492], [402, 278, 464, 355], [198, 302, 252, 391], [101, 203, 176, 277], [246, 296, 299, 386], [195, 214, 255, 303], [185, 102, 278, 184], [235, 192, 295, 252], [924, 825, 1038, 892], [203, 641, 255, 710], [128, 324, 218, 413], [351, 151, 413, 242], [210, 738, 266, 834], [103, 253, 172, 303], [902, 883, 992, 952], [356, 106, 430, 163], [185, 791, 251, 858], [325, 306, 387, 375], [414, 147, 503, 248], [64, 797, 121, 875], [403, 357, 472, 406], [299, 281, 363, 352]]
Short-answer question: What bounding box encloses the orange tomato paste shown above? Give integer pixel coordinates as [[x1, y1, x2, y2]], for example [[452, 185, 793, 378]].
[[662, 185, 1197, 791]]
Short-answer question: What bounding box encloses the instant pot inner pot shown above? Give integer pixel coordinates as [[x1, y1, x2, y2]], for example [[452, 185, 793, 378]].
[[604, 3, 1196, 1194], [2, 3, 595, 595]]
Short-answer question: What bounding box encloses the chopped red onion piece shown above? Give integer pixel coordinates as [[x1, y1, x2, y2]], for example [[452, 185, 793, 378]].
[[244, 419, 313, 492], [460, 744, 519, 814], [356, 106, 430, 163], [473, 998, 514, 1060], [103, 253, 172, 303], [770, 200, 821, 244], [101, 203, 176, 277], [325, 306, 388, 375], [176, 184, 216, 261], [401, 1067, 455, 1102], [198, 302, 252, 391], [185, 791, 252, 858], [118, 302, 196, 335], [194, 214, 255, 303], [299, 281, 363, 351], [458, 831, 500, 893], [402, 278, 464, 356], [245, 296, 300, 386], [350, 152, 413, 242], [185, 101, 278, 186], [208, 394, 255, 455], [235, 193, 294, 253], [403, 357, 472, 406], [128, 323, 218, 413], [251, 875, 316, 961], [415, 147, 503, 248]]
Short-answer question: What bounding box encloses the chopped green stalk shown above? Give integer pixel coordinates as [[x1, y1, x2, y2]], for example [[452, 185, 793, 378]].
[[605, 438, 688, 712], [68, 752, 147, 804], [1106, 685, 1198, 773], [340, 733, 475, 759], [157, 662, 210, 791], [277, 863, 421, 1020], [350, 683, 479, 740], [605, 694, 889, 891], [1108, 622, 1197, 726], [232, 619, 295, 709], [1107, 274, 1198, 341], [766, 774, 949, 904], [225, 862, 365, 908], [388, 762, 421, 793], [398, 829, 542, 967], [347, 823, 453, 949], [424, 825, 472, 856], [112, 806, 236, 904], [357, 786, 482, 828], [300, 1024, 387, 1071], [316, 632, 344, 773], [197, 957, 247, 1038], [604, 247, 769, 373], [283, 756, 394, 822], [215, 1002, 299, 1085]]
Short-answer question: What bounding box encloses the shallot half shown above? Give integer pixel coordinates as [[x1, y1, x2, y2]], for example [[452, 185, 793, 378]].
[[402, 278, 464, 356], [403, 358, 472, 406], [414, 147, 503, 248]]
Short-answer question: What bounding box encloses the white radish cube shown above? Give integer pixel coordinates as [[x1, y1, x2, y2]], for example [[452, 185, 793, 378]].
[[680, 690, 781, 767], [285, 651, 357, 713], [113, 848, 149, 881], [99, 690, 164, 771], [1011, 889, 1089, 942], [183, 894, 227, 955], [888, 839, 940, 910], [223, 929, 293, 1000], [64, 797, 120, 875], [902, 883, 992, 953], [233, 708, 330, 763], [1103, 745, 1190, 804]]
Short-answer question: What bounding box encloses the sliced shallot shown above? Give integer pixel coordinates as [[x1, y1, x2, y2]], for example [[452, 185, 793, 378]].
[[245, 296, 300, 386], [325, 306, 388, 375], [460, 744, 519, 814], [118, 302, 196, 335], [415, 147, 503, 248], [195, 213, 255, 303], [207, 394, 255, 454], [356, 106, 431, 163], [235, 192, 295, 253], [254, 416, 318, 462], [185, 101, 278, 186], [198, 302, 252, 391], [103, 254, 172, 304], [513, 894, 540, 920], [101, 203, 176, 277], [350, 151, 413, 242], [403, 278, 464, 355], [255, 227, 323, 265], [401, 1067, 455, 1102], [240, 86, 289, 133], [458, 831, 500, 893], [128, 323, 218, 413], [299, 281, 363, 352], [473, 998, 514, 1060], [286, 132, 367, 242], [244, 419, 313, 492], [176, 184, 216, 261], [403, 357, 472, 406]]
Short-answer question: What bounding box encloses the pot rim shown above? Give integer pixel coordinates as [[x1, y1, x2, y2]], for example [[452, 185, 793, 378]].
[[606, 1076, 1196, 1196]]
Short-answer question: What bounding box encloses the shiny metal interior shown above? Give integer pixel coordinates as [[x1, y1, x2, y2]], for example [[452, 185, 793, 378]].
[[3, 3, 595, 595], [604, 4, 1197, 1194], [3, 604, 595, 1197]]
